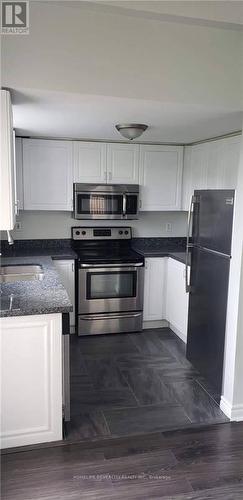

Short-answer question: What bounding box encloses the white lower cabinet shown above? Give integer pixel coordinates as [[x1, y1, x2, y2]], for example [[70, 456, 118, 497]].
[[143, 258, 167, 321], [53, 260, 75, 330], [143, 257, 189, 342], [165, 257, 189, 342], [0, 314, 63, 449]]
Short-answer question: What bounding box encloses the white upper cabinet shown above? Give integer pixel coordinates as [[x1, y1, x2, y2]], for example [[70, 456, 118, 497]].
[[182, 144, 207, 210], [106, 143, 139, 184], [23, 139, 73, 210], [0, 90, 16, 230], [139, 145, 183, 211], [218, 136, 241, 189], [182, 136, 241, 210], [73, 141, 106, 184], [15, 137, 24, 211]]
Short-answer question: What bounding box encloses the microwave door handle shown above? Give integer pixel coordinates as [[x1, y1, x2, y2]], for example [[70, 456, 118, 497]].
[[122, 193, 126, 216]]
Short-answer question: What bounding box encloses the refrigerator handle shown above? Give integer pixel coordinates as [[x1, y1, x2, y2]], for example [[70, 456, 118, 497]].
[[185, 195, 195, 293]]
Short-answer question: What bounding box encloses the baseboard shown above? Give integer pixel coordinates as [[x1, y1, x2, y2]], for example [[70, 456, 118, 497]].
[[168, 322, 187, 344], [220, 396, 243, 421], [143, 320, 168, 330]]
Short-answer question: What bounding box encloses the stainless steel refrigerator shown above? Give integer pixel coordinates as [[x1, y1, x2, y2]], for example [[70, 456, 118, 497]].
[[186, 190, 235, 396]]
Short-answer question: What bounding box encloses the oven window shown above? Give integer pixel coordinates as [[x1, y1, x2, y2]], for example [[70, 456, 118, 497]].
[[77, 194, 123, 215], [87, 271, 137, 299]]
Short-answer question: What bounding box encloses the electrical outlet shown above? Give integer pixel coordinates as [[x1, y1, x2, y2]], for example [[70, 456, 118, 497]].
[[165, 223, 172, 233], [15, 221, 22, 231]]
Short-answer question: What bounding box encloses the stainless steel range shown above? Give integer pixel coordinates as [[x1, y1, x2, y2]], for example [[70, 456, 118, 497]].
[[72, 227, 144, 336]]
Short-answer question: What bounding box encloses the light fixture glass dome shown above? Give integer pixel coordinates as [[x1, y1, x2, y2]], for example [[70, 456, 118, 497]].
[[115, 123, 148, 140]]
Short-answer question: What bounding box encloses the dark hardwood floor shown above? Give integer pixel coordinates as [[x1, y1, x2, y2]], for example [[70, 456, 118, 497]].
[[2, 422, 243, 499], [67, 328, 227, 441]]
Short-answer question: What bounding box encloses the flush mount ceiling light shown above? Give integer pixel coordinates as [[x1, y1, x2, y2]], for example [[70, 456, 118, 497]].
[[115, 123, 148, 140]]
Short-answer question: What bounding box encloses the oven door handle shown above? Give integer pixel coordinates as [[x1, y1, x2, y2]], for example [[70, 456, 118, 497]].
[[80, 313, 142, 321], [79, 262, 144, 268]]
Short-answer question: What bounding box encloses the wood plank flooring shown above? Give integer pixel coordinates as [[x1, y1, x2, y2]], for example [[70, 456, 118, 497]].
[[2, 422, 243, 499], [67, 328, 227, 441]]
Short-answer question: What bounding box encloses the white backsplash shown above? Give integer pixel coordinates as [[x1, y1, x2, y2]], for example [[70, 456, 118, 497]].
[[2, 211, 187, 240]]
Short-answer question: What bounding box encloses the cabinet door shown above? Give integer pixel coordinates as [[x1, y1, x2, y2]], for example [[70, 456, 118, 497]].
[[182, 144, 207, 210], [165, 258, 189, 342], [0, 90, 16, 230], [0, 314, 62, 449], [53, 260, 75, 328], [73, 141, 107, 183], [220, 136, 241, 189], [206, 137, 241, 190], [23, 139, 73, 211], [107, 143, 139, 184], [143, 258, 166, 321], [139, 145, 183, 210], [15, 137, 24, 210]]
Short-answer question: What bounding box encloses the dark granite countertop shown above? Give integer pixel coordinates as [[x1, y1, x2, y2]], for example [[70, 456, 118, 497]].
[[0, 256, 73, 318], [135, 249, 188, 265], [0, 237, 190, 318], [131, 237, 189, 265], [1, 239, 78, 260]]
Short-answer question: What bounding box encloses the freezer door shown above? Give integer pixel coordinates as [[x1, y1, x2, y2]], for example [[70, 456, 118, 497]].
[[186, 246, 230, 395], [192, 190, 234, 255]]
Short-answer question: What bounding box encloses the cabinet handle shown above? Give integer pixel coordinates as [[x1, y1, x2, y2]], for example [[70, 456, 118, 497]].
[[108, 171, 112, 182], [139, 200, 142, 209], [72, 262, 74, 272]]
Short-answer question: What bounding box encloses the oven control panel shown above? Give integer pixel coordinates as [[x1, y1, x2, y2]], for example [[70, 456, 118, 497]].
[[72, 227, 132, 240]]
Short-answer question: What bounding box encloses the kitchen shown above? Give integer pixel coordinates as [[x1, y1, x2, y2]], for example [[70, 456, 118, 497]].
[[1, 1, 243, 499]]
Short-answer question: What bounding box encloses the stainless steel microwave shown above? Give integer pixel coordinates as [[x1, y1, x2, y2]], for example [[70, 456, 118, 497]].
[[73, 183, 139, 220]]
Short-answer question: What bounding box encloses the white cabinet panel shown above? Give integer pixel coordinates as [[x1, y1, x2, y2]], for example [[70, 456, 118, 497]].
[[183, 136, 241, 210], [139, 145, 183, 211], [143, 258, 166, 321], [0, 90, 16, 230], [73, 141, 106, 183], [107, 143, 139, 184], [220, 136, 241, 189], [53, 260, 75, 328], [0, 314, 62, 449], [182, 144, 207, 210], [165, 258, 189, 342], [15, 137, 24, 210], [23, 139, 73, 210]]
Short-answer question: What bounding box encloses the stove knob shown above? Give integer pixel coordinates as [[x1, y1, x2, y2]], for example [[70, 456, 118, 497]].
[[76, 230, 80, 235], [119, 230, 123, 235], [82, 230, 86, 235], [124, 230, 129, 235]]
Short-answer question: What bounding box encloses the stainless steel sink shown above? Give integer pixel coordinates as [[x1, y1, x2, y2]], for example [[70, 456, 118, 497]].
[[0, 264, 44, 283]]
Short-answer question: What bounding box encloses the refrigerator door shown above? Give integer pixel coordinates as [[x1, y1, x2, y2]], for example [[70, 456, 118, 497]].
[[192, 190, 234, 255], [186, 246, 230, 395]]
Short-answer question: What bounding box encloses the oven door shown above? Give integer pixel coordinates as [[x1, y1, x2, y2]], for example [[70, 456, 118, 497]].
[[74, 191, 124, 219], [78, 265, 144, 314]]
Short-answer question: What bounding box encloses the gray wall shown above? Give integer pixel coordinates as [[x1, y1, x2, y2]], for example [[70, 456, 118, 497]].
[[4, 211, 187, 239]]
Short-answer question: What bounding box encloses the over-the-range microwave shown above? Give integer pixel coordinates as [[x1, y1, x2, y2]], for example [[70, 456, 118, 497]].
[[73, 183, 139, 220]]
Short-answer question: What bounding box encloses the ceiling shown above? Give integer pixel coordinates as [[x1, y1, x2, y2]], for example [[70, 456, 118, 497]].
[[97, 1, 243, 27], [12, 88, 242, 143], [3, 1, 243, 143]]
